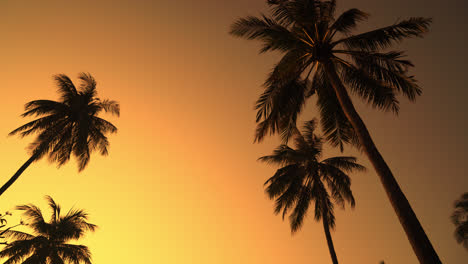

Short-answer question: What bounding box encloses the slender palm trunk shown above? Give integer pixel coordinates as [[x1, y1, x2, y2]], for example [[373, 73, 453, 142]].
[[324, 62, 441, 263], [322, 208, 339, 264], [0, 152, 40, 197]]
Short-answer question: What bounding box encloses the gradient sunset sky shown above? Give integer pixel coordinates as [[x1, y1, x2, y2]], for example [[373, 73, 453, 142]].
[[0, 0, 466, 263]]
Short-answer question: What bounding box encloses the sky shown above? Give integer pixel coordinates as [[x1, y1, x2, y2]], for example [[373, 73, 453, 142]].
[[0, 0, 466, 263]]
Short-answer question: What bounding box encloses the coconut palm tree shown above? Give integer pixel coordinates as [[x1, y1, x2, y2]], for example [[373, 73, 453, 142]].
[[0, 196, 96, 264], [259, 119, 365, 264], [451, 192, 468, 250], [1, 73, 119, 197], [230, 0, 439, 262]]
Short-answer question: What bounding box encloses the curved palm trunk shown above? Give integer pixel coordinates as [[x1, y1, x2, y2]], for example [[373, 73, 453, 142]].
[[0, 152, 40, 197], [324, 63, 441, 263], [322, 208, 339, 264]]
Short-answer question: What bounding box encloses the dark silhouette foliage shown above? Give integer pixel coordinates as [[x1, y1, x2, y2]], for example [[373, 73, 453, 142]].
[[451, 192, 468, 250], [0, 196, 95, 264], [230, 1, 439, 262], [259, 119, 365, 263], [0, 73, 119, 197]]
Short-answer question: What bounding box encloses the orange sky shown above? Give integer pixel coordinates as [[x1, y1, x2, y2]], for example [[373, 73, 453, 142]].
[[0, 0, 466, 263]]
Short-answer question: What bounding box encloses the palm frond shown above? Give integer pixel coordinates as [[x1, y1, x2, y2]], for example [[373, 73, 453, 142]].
[[54, 74, 78, 103], [264, 164, 303, 199], [1, 230, 34, 241], [333, 17, 432, 51], [91, 116, 118, 134], [313, 64, 360, 151], [45, 195, 61, 223], [15, 205, 47, 235], [329, 8, 369, 36], [229, 15, 299, 53], [343, 50, 422, 101], [321, 156, 366, 172], [289, 183, 313, 233], [336, 59, 400, 113], [265, 165, 306, 219], [21, 100, 69, 118], [8, 114, 66, 138], [269, 0, 321, 27], [255, 77, 308, 143], [78, 72, 97, 97], [98, 99, 120, 116], [258, 145, 303, 166], [57, 244, 92, 264], [0, 239, 36, 262]]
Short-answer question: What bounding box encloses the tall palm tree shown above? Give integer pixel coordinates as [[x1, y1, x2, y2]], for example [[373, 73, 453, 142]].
[[451, 192, 468, 250], [259, 120, 365, 264], [0, 196, 96, 264], [1, 73, 120, 197], [230, 0, 439, 262]]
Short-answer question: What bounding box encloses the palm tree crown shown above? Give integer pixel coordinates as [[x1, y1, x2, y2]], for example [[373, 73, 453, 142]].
[[230, 0, 430, 148], [0, 196, 96, 264], [451, 192, 468, 250], [0, 73, 120, 197], [10, 72, 119, 171], [259, 119, 365, 263]]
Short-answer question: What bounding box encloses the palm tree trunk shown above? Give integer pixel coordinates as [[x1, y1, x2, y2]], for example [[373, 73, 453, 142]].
[[324, 62, 441, 264], [0, 152, 40, 197], [322, 208, 339, 264]]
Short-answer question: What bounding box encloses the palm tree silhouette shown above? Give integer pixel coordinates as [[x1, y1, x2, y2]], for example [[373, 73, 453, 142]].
[[0, 196, 96, 263], [1, 73, 119, 197], [259, 119, 364, 264], [230, 1, 439, 262], [451, 192, 468, 250]]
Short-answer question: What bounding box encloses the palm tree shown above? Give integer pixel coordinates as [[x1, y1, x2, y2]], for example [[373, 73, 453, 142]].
[[1, 73, 120, 197], [259, 119, 365, 264], [451, 192, 468, 250], [0, 196, 96, 264], [230, 0, 439, 262]]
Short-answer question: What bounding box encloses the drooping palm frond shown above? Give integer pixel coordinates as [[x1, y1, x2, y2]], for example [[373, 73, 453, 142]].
[[337, 59, 400, 113], [255, 77, 308, 143], [97, 99, 120, 116], [289, 183, 313, 232], [312, 64, 359, 151], [340, 50, 422, 101]]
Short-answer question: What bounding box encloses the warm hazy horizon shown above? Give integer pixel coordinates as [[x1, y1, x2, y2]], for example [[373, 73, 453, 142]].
[[0, 0, 466, 263]]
